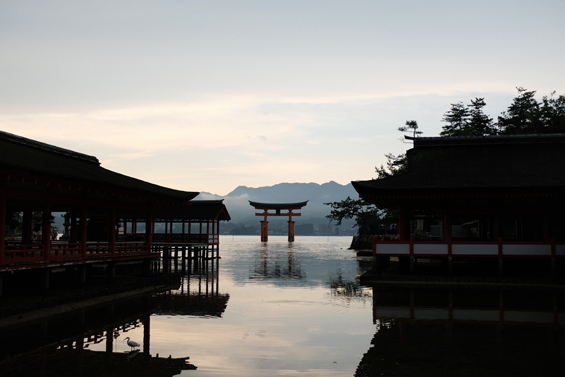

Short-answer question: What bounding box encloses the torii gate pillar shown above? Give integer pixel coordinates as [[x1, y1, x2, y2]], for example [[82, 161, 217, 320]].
[[261, 220, 268, 242], [249, 201, 308, 242], [288, 221, 295, 242]]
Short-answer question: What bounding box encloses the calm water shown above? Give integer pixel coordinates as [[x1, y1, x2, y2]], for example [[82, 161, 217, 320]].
[[145, 236, 376, 376], [1, 236, 564, 376]]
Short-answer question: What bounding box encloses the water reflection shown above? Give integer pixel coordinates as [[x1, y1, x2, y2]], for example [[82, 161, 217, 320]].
[[252, 242, 304, 280], [329, 275, 372, 300], [357, 286, 565, 376], [0, 293, 197, 376]]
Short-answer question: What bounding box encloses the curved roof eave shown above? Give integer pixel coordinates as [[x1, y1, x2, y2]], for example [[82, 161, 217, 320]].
[[248, 200, 309, 209]]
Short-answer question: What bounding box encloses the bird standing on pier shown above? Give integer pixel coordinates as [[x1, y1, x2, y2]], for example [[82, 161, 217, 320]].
[[123, 337, 140, 351]]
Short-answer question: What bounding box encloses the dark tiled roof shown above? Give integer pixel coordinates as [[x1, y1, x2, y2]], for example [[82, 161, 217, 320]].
[[353, 134, 565, 197], [0, 130, 199, 202], [154, 200, 230, 221], [249, 200, 308, 209]]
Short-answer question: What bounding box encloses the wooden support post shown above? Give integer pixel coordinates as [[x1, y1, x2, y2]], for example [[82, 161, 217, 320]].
[[106, 327, 114, 355], [174, 247, 179, 273], [181, 247, 186, 273], [143, 258, 152, 276], [80, 205, 88, 258], [444, 211, 453, 276], [109, 209, 116, 255], [22, 206, 33, 245], [550, 237, 556, 279], [143, 316, 150, 355], [498, 237, 503, 276], [41, 268, 50, 292], [43, 201, 52, 260], [145, 207, 153, 248], [78, 265, 87, 285], [261, 220, 268, 242], [163, 246, 170, 274], [288, 220, 295, 242], [409, 236, 415, 274], [107, 262, 116, 282], [398, 208, 408, 241], [0, 194, 5, 264]]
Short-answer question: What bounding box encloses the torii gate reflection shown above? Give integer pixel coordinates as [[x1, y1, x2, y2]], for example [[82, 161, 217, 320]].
[[249, 201, 308, 242]]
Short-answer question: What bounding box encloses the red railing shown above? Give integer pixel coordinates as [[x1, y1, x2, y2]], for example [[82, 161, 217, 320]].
[[4, 244, 45, 263], [152, 233, 213, 244], [2, 241, 151, 264], [208, 234, 219, 245], [372, 236, 565, 258]]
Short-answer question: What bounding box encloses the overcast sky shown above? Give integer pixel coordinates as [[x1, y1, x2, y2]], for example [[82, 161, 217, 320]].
[[1, 1, 564, 195]]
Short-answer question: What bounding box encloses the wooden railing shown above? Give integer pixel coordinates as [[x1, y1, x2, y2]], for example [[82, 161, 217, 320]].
[[372, 236, 565, 258], [2, 241, 151, 264], [152, 233, 213, 244], [4, 244, 45, 263], [208, 234, 219, 245]]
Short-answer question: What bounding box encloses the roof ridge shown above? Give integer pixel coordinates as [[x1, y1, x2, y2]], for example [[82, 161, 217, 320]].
[[0, 130, 100, 165]]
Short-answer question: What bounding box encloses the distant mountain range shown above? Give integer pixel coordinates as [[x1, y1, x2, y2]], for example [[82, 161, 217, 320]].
[[195, 181, 359, 230]]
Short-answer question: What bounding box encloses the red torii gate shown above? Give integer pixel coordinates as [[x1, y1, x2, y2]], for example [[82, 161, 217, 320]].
[[249, 201, 308, 242]]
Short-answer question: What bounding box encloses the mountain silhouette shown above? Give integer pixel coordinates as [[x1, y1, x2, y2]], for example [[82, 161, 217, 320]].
[[195, 181, 359, 227]]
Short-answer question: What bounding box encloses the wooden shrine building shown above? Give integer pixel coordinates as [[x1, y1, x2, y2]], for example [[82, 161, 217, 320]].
[[0, 130, 230, 295], [249, 201, 308, 242], [353, 133, 565, 278]]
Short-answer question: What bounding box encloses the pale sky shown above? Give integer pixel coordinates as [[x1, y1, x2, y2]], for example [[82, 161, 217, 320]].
[[1, 1, 564, 195]]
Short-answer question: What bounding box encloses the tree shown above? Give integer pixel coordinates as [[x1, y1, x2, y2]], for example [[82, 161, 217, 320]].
[[538, 92, 565, 133], [324, 197, 394, 235], [497, 87, 541, 134], [440, 98, 495, 136], [328, 87, 565, 237], [374, 120, 421, 179], [440, 102, 469, 136], [398, 120, 422, 138], [467, 98, 496, 135], [327, 122, 413, 236], [375, 153, 407, 179]]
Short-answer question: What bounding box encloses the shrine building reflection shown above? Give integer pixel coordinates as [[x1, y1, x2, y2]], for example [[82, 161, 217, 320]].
[[356, 285, 565, 377]]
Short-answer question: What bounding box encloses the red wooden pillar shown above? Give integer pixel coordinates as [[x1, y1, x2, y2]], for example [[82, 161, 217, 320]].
[[109, 209, 116, 254], [43, 201, 52, 260], [188, 220, 192, 241], [70, 211, 78, 243], [80, 205, 88, 258], [22, 206, 33, 245], [288, 221, 295, 242], [145, 208, 153, 250], [443, 211, 453, 275], [261, 220, 268, 242], [0, 194, 6, 264], [398, 208, 408, 241]]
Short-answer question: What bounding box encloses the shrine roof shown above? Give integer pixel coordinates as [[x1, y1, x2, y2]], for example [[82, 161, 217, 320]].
[[249, 200, 308, 209], [353, 133, 565, 199], [0, 130, 199, 202], [154, 200, 231, 221]]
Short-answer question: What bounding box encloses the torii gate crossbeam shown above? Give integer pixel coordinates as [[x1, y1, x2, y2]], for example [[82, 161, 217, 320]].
[[249, 201, 308, 242]]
